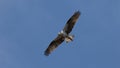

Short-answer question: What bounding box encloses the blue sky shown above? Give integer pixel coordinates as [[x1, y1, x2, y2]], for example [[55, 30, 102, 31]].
[[0, 0, 120, 68]]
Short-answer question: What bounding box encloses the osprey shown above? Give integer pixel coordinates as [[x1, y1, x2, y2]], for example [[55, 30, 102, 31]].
[[44, 11, 81, 56]]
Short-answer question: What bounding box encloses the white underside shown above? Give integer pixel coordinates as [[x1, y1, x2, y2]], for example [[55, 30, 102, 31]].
[[58, 30, 74, 43]]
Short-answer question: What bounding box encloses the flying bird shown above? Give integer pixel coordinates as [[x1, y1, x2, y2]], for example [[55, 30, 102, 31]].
[[44, 11, 81, 56]]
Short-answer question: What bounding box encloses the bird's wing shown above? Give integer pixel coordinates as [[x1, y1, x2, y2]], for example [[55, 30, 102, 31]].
[[44, 35, 65, 56], [63, 11, 81, 34]]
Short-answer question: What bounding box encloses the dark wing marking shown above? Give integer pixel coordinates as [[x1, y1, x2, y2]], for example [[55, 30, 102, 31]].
[[63, 11, 81, 34], [44, 35, 65, 56]]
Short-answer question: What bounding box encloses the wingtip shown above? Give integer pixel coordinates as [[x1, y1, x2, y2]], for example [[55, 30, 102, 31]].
[[75, 10, 81, 15], [44, 54, 49, 56], [44, 52, 49, 56], [44, 50, 50, 56]]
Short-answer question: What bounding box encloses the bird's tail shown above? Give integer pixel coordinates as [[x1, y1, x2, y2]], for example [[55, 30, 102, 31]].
[[65, 35, 74, 43]]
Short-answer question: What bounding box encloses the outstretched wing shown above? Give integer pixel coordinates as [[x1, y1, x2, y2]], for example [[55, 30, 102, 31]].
[[63, 11, 81, 34], [44, 35, 65, 56]]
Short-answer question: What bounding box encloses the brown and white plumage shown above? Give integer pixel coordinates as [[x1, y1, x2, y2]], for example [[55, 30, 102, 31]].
[[63, 11, 81, 34], [44, 11, 81, 56], [44, 34, 65, 56]]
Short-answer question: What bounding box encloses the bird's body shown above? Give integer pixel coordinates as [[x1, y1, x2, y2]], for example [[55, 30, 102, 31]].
[[44, 11, 81, 56]]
